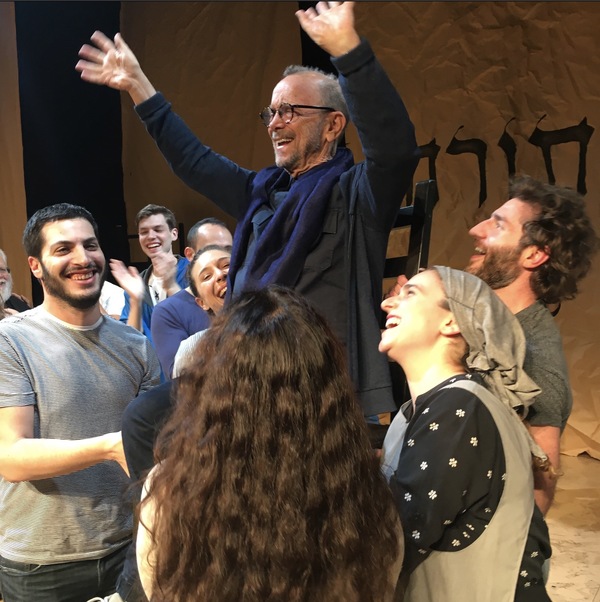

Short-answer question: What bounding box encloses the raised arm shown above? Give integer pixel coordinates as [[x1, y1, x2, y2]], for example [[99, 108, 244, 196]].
[[301, 2, 418, 228], [77, 31, 255, 220], [76, 31, 156, 106], [0, 405, 127, 482]]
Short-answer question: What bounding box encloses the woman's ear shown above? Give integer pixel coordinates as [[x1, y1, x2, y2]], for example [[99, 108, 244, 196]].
[[440, 314, 461, 336], [195, 296, 210, 312]]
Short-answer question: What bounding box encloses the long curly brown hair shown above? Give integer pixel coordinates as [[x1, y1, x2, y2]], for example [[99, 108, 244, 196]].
[[510, 175, 598, 304], [144, 286, 401, 601]]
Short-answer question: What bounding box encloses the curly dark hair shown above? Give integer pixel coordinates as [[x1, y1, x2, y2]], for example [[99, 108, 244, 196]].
[[510, 175, 598, 304], [144, 286, 402, 602]]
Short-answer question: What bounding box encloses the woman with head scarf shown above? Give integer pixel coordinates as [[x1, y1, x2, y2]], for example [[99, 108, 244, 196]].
[[137, 286, 403, 602], [380, 267, 552, 602]]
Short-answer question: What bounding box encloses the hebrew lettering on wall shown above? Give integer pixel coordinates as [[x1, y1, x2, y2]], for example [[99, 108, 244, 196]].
[[528, 115, 594, 195], [407, 139, 440, 205], [498, 118, 517, 179], [408, 116, 594, 209], [446, 126, 488, 207]]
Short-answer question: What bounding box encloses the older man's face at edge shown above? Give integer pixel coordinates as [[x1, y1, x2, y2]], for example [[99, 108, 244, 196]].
[[267, 73, 333, 179], [0, 254, 13, 302]]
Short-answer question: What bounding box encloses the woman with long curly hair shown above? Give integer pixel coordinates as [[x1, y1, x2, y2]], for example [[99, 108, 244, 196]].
[[137, 286, 403, 602]]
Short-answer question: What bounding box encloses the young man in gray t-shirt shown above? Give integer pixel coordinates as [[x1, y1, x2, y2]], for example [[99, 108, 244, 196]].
[[0, 204, 160, 602]]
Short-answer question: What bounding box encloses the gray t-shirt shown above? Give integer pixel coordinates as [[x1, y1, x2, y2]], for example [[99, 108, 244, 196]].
[[516, 301, 572, 430], [0, 307, 161, 564]]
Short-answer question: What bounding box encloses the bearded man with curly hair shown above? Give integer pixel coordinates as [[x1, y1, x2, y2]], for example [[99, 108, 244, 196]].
[[466, 174, 598, 515]]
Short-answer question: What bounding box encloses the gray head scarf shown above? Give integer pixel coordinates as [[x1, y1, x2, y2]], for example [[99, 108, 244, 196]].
[[433, 266, 547, 462]]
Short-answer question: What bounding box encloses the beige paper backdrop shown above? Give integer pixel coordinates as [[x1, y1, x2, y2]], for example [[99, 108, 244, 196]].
[[1, 2, 598, 457]]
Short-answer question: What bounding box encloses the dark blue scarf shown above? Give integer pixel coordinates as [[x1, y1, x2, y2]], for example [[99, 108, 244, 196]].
[[229, 147, 354, 294]]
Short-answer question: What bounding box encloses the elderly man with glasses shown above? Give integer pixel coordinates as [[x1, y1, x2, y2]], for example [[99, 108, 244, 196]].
[[0, 249, 31, 315], [77, 2, 418, 421]]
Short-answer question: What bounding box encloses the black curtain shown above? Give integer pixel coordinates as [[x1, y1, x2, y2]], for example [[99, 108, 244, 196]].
[[15, 1, 126, 304]]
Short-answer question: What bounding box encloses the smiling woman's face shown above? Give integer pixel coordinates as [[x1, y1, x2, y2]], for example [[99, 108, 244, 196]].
[[379, 270, 452, 364], [190, 249, 231, 315]]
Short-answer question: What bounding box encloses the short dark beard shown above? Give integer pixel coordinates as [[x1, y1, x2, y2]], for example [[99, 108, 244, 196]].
[[40, 262, 105, 310], [465, 245, 523, 290]]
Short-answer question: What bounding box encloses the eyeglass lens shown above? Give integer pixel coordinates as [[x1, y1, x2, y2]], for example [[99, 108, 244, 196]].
[[260, 104, 294, 126]]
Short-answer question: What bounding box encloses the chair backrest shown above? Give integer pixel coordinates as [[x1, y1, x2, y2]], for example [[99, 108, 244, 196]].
[[384, 179, 439, 279], [383, 180, 439, 421]]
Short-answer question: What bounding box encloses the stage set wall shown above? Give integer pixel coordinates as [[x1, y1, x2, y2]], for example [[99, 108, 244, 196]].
[[1, 2, 598, 457]]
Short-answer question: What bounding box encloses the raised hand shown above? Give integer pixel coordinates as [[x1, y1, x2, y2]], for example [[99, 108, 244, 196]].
[[76, 31, 156, 105], [151, 252, 180, 297], [110, 259, 145, 302], [295, 1, 360, 57]]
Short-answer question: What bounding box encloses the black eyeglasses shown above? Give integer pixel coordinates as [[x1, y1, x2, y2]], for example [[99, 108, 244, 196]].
[[259, 103, 335, 127]]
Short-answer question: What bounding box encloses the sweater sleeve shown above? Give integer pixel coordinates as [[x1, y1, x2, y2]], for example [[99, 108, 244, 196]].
[[135, 92, 256, 221], [332, 39, 419, 229], [150, 294, 210, 379]]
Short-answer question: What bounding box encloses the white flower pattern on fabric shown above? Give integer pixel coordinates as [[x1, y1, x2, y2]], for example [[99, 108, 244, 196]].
[[520, 571, 528, 578], [394, 375, 509, 576], [487, 470, 493, 479], [502, 473, 507, 481]]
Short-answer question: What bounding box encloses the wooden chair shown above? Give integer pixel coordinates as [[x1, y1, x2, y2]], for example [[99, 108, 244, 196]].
[[384, 179, 438, 280], [368, 180, 439, 448]]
